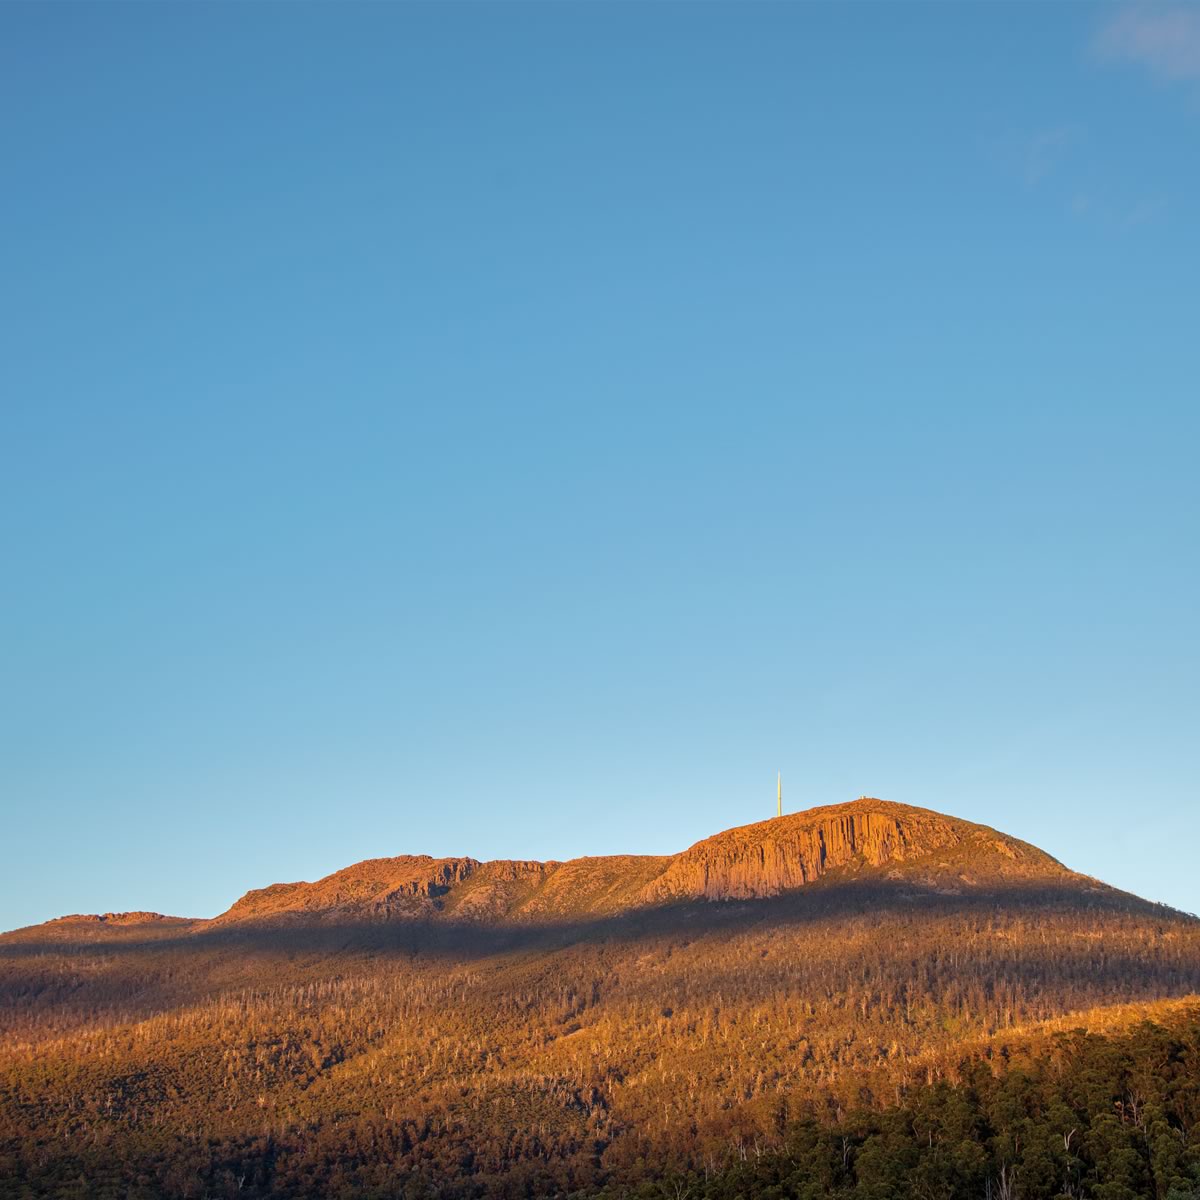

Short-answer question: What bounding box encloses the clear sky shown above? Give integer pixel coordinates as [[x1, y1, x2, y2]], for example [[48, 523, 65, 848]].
[[2, 2, 1197, 933]]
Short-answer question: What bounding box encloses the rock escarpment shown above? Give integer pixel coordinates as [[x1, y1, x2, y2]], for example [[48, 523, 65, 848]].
[[641, 799, 1065, 902], [216, 851, 673, 924], [217, 855, 483, 922], [46, 911, 179, 925], [209, 798, 1073, 926]]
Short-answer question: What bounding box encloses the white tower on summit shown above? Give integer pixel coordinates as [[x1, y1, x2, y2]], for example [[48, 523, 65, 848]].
[[776, 772, 782, 818]]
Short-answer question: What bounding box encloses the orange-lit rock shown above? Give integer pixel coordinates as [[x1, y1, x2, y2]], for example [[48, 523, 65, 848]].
[[209, 798, 1072, 925], [640, 798, 1062, 902]]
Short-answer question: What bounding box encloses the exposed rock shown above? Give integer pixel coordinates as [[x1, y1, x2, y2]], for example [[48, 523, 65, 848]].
[[216, 856, 481, 922], [45, 911, 179, 925], [641, 799, 1063, 902], [209, 798, 1073, 926]]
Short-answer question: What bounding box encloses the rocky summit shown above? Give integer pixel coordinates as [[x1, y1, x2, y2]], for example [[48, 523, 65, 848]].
[[18, 798, 1087, 934], [211, 797, 1080, 924], [2, 796, 1195, 1200]]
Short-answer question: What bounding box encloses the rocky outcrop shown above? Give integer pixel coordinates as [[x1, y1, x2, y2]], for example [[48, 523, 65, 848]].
[[210, 798, 1073, 926], [46, 911, 179, 925], [640, 799, 1063, 902], [217, 855, 483, 922]]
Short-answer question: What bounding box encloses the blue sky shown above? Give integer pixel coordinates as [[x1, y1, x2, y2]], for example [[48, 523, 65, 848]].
[[2, 2, 1197, 931]]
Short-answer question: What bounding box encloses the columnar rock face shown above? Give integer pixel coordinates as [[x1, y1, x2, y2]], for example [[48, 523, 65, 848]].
[[217, 853, 673, 923], [203, 798, 1073, 926], [46, 912, 178, 926], [217, 855, 483, 922], [640, 799, 1062, 902]]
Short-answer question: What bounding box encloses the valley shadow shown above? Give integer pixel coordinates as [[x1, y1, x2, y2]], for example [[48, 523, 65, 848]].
[[0, 877, 1189, 967]]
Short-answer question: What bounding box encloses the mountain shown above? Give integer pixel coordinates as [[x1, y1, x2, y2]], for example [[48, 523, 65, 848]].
[[55, 797, 1084, 931], [211, 797, 1085, 922], [2, 798, 1197, 1200]]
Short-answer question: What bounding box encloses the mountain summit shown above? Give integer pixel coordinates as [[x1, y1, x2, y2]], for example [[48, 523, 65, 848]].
[[206, 797, 1076, 927], [640, 797, 1067, 902], [3, 797, 1194, 1200]]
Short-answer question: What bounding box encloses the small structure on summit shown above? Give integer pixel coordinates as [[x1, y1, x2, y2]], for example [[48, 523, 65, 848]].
[[777, 772, 782, 818]]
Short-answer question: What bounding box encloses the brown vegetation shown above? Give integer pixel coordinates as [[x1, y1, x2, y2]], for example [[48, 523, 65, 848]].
[[1, 800, 1197, 1198]]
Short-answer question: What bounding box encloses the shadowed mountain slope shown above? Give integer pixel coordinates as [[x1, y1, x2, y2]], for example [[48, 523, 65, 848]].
[[2, 798, 1195, 1200]]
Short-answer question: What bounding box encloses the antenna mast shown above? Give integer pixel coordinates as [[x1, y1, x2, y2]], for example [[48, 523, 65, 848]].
[[777, 772, 782, 818]]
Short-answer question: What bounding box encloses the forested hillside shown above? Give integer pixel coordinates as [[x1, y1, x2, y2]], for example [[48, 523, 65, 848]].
[[2, 802, 1198, 1198]]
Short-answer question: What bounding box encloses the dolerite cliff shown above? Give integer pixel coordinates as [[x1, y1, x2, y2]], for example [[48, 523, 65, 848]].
[[641, 798, 1066, 902], [8, 800, 1087, 939], [219, 855, 482, 922], [196, 798, 1076, 927]]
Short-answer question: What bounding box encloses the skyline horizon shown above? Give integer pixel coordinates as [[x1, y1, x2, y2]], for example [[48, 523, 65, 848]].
[[7, 787, 1191, 933], [4, 1, 1197, 933]]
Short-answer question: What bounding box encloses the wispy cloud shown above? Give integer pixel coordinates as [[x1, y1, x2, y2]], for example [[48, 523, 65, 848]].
[[1095, 5, 1200, 81], [987, 124, 1166, 232]]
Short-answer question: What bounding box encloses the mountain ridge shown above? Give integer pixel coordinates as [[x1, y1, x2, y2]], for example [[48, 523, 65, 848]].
[[4, 797, 1199, 1200], [189, 796, 1092, 924], [10, 797, 1094, 935]]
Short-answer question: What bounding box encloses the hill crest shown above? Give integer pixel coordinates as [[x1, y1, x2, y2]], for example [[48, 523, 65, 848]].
[[206, 796, 1076, 926], [3, 799, 1196, 1200], [11, 798, 1086, 935]]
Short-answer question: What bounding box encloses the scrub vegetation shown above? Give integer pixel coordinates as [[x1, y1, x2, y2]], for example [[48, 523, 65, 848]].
[[2, 806, 1199, 1198]]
